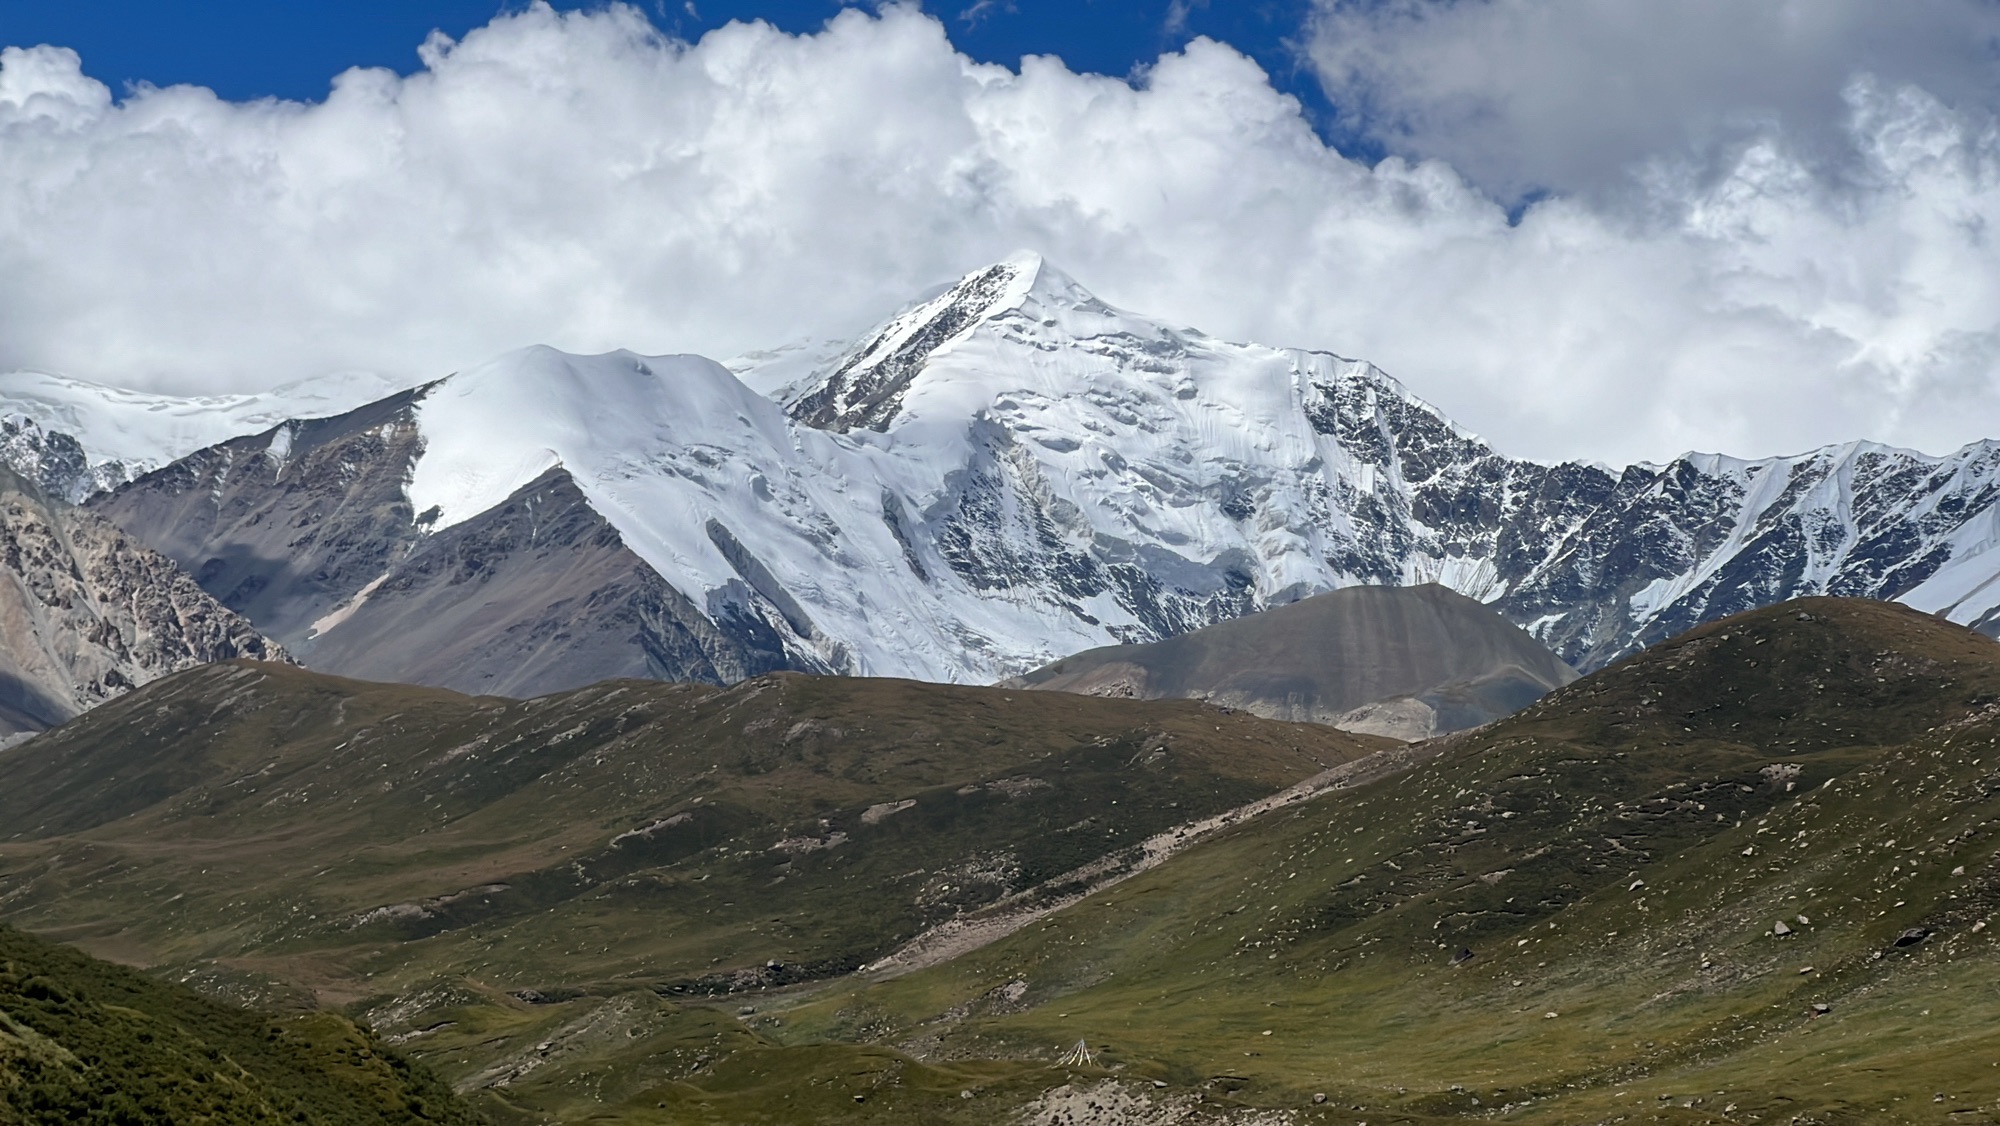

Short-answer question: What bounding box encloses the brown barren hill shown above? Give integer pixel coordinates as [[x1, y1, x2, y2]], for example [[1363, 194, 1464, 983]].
[[1011, 582, 1577, 738]]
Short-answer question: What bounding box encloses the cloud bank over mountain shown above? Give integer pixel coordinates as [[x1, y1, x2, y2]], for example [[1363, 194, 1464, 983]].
[[2, 1, 1999, 464]]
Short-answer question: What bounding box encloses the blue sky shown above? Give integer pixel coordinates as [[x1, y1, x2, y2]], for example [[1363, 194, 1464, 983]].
[[0, 1, 1332, 120]]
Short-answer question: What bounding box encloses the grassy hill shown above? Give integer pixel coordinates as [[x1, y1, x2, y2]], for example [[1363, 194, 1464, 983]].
[[9, 598, 2000, 1123], [0, 664, 1383, 1122], [725, 597, 2000, 1124], [0, 924, 478, 1124]]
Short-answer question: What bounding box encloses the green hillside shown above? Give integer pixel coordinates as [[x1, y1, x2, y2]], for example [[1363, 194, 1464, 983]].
[[750, 597, 2000, 1123], [9, 598, 2000, 1123], [0, 924, 478, 1124], [0, 664, 1381, 1121]]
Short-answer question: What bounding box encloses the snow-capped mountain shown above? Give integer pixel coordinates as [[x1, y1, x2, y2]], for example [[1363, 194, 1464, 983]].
[[16, 253, 2000, 696], [0, 370, 419, 502], [768, 252, 2000, 670]]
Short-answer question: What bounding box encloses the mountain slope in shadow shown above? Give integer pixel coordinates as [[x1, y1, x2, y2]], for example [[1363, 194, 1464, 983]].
[[1011, 583, 1578, 737]]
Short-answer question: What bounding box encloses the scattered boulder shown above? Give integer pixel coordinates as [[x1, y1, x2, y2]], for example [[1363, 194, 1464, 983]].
[[1451, 947, 1475, 965], [1895, 927, 1932, 948], [1773, 920, 1793, 937], [862, 799, 918, 825]]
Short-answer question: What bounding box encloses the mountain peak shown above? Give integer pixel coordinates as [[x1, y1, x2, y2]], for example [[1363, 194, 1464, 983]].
[[408, 345, 792, 533], [994, 246, 1046, 277], [990, 249, 1097, 302], [788, 253, 1097, 433]]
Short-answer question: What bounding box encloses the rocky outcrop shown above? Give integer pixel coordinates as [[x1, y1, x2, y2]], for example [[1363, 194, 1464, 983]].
[[0, 467, 287, 734], [0, 415, 132, 504]]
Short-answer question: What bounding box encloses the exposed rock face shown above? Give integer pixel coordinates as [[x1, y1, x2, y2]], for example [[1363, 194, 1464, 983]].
[[789, 262, 1020, 432], [86, 390, 433, 644], [0, 467, 286, 734], [1010, 584, 1578, 738], [0, 416, 132, 504]]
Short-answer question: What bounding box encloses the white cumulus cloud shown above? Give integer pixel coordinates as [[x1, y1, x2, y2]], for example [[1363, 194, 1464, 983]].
[[0, 2, 1998, 466]]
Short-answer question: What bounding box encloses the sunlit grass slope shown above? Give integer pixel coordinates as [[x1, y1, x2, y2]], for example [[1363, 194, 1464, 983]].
[[738, 598, 2000, 1124], [8, 598, 1998, 1123], [0, 924, 478, 1123]]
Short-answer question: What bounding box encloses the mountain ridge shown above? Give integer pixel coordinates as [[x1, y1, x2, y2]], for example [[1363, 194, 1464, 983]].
[[9, 255, 2000, 698], [0, 369, 420, 502], [754, 596, 2000, 1123]]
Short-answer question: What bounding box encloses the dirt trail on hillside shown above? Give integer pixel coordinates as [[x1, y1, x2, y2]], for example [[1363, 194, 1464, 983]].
[[860, 740, 1444, 981]]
